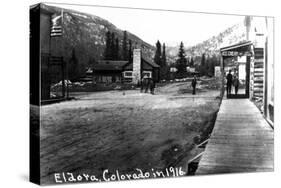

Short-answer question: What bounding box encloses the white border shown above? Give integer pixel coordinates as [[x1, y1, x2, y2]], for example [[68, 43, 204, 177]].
[[0, 0, 280, 188]]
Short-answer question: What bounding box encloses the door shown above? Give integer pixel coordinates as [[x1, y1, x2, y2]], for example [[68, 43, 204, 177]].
[[224, 55, 250, 99]]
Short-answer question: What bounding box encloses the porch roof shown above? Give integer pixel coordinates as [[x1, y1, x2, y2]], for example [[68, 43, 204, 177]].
[[141, 54, 160, 68], [220, 41, 252, 52], [93, 60, 129, 71]]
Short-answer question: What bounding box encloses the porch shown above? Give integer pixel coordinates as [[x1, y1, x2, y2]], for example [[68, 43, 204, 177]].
[[195, 98, 274, 174]]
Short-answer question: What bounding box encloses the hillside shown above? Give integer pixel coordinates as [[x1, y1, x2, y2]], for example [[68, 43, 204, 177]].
[[166, 22, 247, 64], [40, 3, 247, 69], [40, 3, 155, 69]]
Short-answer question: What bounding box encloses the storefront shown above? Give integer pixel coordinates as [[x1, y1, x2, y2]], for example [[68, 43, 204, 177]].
[[220, 16, 274, 126]]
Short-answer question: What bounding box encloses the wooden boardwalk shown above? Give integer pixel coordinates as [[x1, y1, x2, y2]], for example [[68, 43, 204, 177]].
[[196, 98, 274, 175]]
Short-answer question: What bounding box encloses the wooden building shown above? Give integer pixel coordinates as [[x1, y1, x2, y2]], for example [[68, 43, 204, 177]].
[[93, 49, 160, 83], [220, 16, 274, 126], [30, 4, 67, 103], [30, 4, 53, 103], [92, 60, 128, 83]]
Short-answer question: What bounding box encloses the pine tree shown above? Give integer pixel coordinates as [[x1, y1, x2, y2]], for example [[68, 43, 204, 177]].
[[175, 42, 187, 78], [190, 57, 194, 67], [207, 55, 219, 76], [200, 53, 206, 76], [128, 39, 133, 62], [110, 32, 115, 60], [154, 40, 162, 66], [160, 43, 168, 80], [69, 48, 79, 80], [209, 60, 215, 76], [113, 37, 120, 60], [103, 31, 111, 60], [122, 30, 128, 60], [206, 56, 210, 76]]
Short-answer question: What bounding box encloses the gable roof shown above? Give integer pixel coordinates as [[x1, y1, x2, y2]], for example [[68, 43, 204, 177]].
[[220, 41, 252, 52], [141, 54, 160, 68], [93, 60, 128, 71], [93, 51, 159, 72]]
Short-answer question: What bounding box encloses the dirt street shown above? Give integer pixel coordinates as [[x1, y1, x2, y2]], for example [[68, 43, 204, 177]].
[[39, 82, 221, 184]]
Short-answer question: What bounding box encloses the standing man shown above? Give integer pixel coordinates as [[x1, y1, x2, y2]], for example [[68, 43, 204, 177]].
[[191, 75, 197, 95], [233, 75, 239, 95], [141, 74, 148, 93], [226, 70, 233, 97], [149, 77, 155, 95]]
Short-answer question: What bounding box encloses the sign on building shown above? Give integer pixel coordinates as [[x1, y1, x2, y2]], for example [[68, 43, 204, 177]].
[[221, 51, 252, 57]]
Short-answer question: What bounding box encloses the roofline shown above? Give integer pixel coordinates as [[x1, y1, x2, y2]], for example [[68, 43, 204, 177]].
[[220, 41, 252, 52], [30, 3, 41, 9], [122, 61, 132, 69], [30, 3, 53, 15], [121, 57, 160, 68], [141, 57, 160, 68], [144, 61, 160, 68]]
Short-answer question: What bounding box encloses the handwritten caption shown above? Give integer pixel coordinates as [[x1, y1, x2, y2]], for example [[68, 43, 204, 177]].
[[54, 167, 186, 183]]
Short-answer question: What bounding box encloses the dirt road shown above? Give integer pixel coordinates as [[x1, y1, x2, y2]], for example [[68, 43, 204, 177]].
[[39, 82, 221, 184]]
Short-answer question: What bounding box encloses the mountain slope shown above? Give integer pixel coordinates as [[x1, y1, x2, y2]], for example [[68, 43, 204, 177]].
[[186, 23, 247, 56], [166, 22, 247, 63], [40, 4, 155, 68], [40, 3, 247, 68]]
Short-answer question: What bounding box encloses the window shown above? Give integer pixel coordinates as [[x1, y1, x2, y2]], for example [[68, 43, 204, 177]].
[[123, 71, 133, 78]]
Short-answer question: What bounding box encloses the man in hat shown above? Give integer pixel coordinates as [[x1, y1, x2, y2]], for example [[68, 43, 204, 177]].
[[191, 75, 197, 95], [226, 70, 233, 97]]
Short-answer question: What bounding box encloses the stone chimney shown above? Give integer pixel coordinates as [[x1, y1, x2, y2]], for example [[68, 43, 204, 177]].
[[132, 49, 141, 84]]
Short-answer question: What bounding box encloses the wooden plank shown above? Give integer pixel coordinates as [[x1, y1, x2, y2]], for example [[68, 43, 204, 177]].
[[254, 74, 264, 77], [196, 98, 274, 175], [254, 65, 264, 69], [255, 62, 264, 65], [254, 77, 264, 81], [253, 84, 263, 88], [254, 80, 263, 83], [254, 68, 264, 72], [196, 165, 272, 175], [253, 89, 264, 93], [254, 59, 264, 63]]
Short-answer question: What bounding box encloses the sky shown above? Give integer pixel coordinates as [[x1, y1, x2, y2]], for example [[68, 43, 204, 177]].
[[47, 3, 245, 47]]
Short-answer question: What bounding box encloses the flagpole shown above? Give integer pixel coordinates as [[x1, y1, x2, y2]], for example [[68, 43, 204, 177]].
[[61, 9, 69, 99], [50, 9, 65, 99]]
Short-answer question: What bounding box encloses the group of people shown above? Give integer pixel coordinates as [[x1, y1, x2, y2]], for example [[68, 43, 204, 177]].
[[140, 74, 155, 94], [139, 71, 239, 97], [226, 70, 239, 96], [140, 74, 198, 95]]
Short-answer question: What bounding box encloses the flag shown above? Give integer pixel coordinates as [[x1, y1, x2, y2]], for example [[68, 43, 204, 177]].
[[50, 10, 63, 37]]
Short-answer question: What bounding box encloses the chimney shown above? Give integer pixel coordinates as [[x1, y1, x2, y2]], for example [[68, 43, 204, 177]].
[[244, 16, 252, 41], [132, 49, 141, 84]]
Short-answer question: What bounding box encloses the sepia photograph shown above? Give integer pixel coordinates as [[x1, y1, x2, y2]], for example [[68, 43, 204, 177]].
[[29, 2, 274, 185]]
